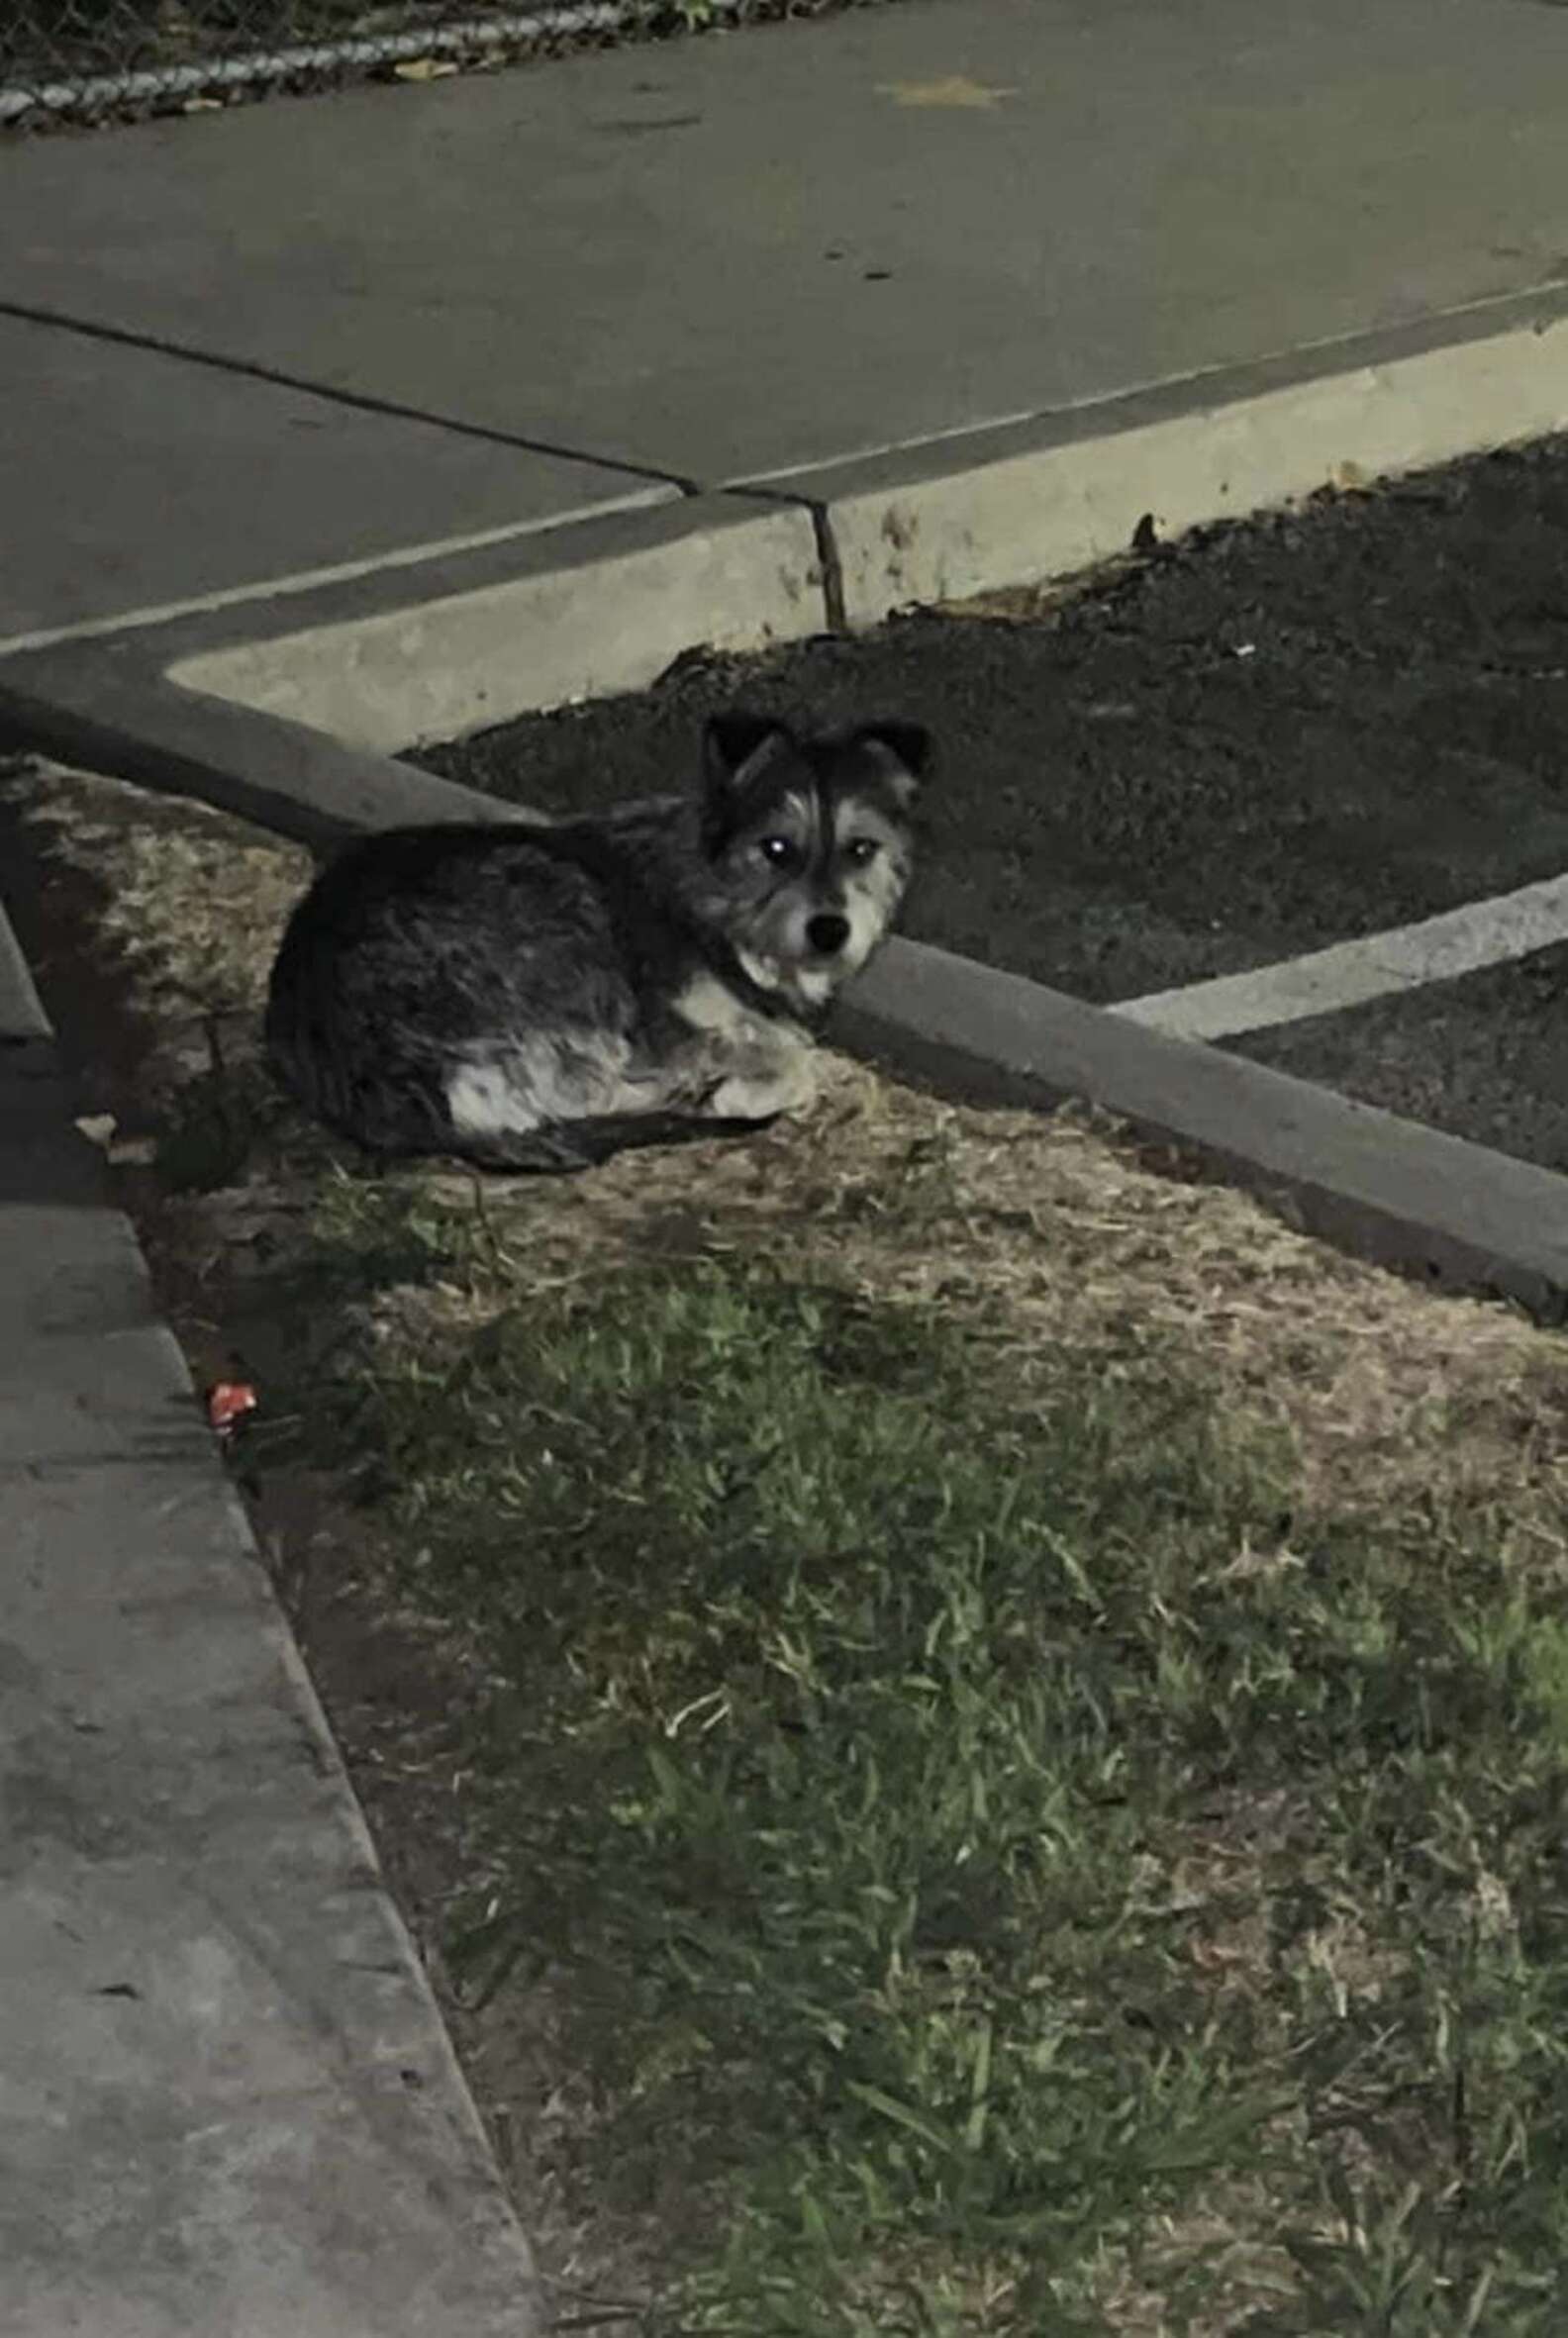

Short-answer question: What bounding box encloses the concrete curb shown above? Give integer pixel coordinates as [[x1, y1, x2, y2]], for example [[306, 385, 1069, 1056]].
[[0, 649, 511, 851], [763, 282, 1568, 625], [7, 289, 1566, 754], [837, 941, 1568, 1323], [6, 292, 1568, 1315], [5, 649, 1567, 1319], [158, 494, 827, 754], [0, 492, 831, 753], [0, 898, 543, 2335]]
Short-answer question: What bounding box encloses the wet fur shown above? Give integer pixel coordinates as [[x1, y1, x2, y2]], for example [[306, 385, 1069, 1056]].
[[264, 713, 929, 1172]]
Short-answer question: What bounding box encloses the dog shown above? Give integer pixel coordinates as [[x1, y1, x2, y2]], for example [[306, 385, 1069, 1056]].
[[263, 710, 929, 1172]]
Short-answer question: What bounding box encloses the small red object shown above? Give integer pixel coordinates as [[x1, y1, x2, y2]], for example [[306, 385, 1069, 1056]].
[[206, 1381, 258, 1436]]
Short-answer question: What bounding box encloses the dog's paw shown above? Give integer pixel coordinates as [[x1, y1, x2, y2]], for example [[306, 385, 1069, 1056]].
[[708, 1056, 819, 1121]]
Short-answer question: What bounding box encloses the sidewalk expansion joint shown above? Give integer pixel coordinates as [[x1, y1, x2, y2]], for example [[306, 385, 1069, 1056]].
[[0, 295, 703, 497], [728, 482, 848, 632]]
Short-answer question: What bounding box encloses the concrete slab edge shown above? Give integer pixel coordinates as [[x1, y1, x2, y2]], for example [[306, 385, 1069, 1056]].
[[161, 493, 829, 751], [4, 659, 1566, 1317], [0, 479, 683, 662], [776, 281, 1568, 623]]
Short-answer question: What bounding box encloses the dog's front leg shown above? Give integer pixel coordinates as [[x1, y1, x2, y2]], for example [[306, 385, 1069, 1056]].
[[704, 1030, 818, 1122]]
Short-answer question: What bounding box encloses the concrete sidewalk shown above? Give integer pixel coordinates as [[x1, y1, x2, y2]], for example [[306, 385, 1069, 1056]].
[[2, 0, 1567, 643], [0, 904, 541, 2334]]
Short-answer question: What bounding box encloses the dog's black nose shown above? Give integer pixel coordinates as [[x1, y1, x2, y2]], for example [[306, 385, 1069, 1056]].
[[807, 912, 851, 956]]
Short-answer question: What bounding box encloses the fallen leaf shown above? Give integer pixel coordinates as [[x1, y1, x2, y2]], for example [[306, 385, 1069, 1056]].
[[877, 76, 1016, 110], [74, 1114, 117, 1150], [393, 56, 459, 81]]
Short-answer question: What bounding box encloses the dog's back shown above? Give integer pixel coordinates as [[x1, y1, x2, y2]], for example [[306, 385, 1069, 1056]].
[[266, 819, 675, 1158]]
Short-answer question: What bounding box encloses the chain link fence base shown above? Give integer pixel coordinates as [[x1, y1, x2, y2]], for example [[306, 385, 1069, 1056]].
[[2, 0, 895, 132]]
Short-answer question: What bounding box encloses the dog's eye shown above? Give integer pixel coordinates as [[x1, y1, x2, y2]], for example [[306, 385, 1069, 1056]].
[[844, 837, 880, 866], [758, 835, 797, 868]]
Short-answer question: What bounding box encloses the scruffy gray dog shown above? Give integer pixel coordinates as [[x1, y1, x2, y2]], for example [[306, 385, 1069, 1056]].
[[264, 711, 929, 1172]]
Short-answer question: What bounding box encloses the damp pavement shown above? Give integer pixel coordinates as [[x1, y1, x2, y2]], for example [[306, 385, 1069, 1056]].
[[417, 432, 1568, 1176]]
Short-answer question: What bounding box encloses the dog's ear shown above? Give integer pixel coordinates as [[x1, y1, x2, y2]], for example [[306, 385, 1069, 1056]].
[[703, 711, 793, 802], [853, 721, 931, 805]]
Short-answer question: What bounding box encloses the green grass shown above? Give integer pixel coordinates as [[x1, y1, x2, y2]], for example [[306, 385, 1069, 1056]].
[[293, 1184, 1568, 2335]]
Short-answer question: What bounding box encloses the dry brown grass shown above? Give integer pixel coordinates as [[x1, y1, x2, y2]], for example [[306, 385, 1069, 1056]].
[[14, 752, 1564, 1538], [12, 758, 311, 1023]]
